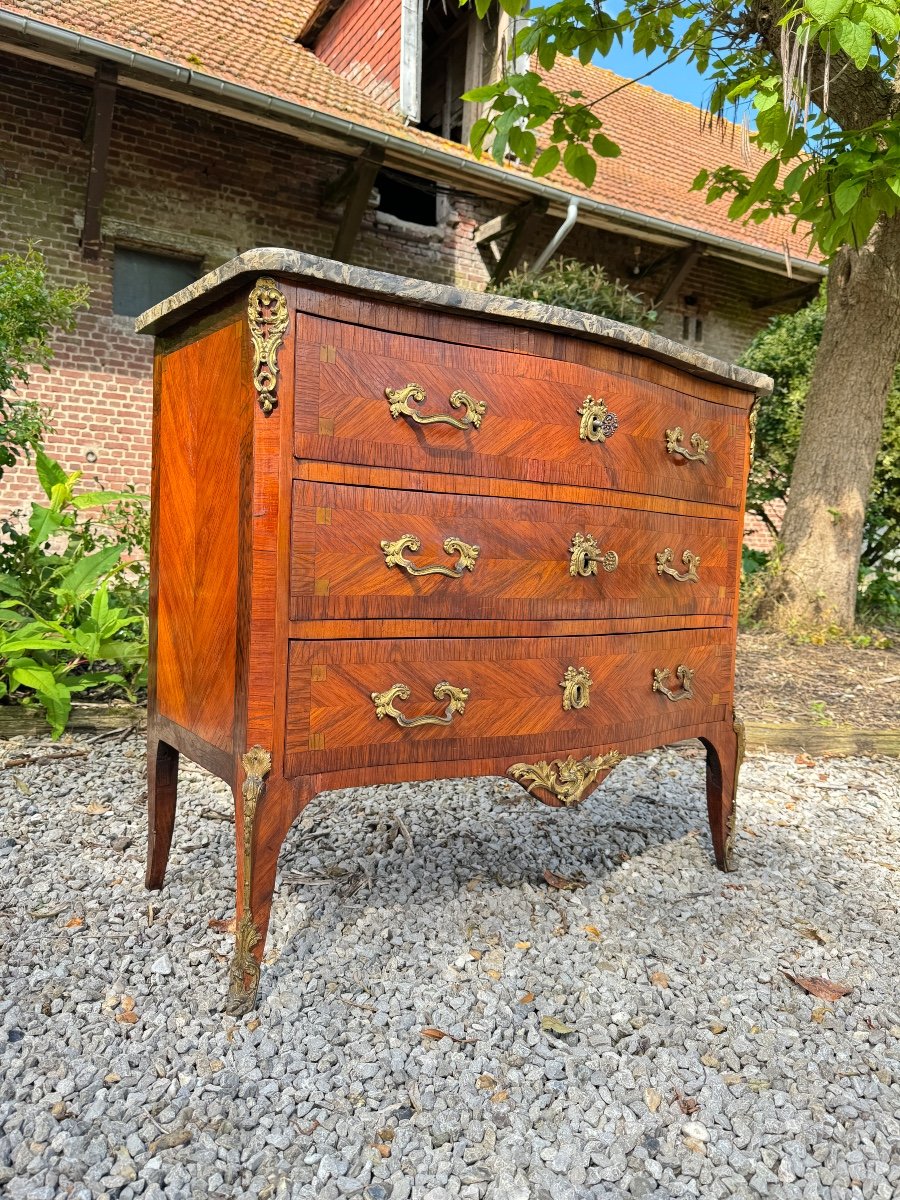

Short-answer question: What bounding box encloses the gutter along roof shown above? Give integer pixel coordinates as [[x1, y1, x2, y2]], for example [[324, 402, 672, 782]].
[[0, 2, 825, 279]]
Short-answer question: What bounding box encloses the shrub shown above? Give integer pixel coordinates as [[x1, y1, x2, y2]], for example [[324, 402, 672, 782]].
[[0, 247, 87, 480], [739, 289, 900, 571], [0, 450, 148, 736], [488, 257, 656, 328]]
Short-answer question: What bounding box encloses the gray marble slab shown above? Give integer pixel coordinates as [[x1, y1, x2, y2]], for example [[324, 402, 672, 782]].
[[135, 248, 772, 394]]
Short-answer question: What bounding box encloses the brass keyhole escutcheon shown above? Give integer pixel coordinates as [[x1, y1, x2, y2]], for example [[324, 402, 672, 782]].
[[569, 532, 618, 578], [577, 395, 619, 443], [560, 665, 593, 711]]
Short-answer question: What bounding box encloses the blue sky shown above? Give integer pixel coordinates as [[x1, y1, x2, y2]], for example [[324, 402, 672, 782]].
[[598, 41, 708, 107]]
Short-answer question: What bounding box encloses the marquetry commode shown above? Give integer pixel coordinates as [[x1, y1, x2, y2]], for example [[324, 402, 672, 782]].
[[136, 249, 771, 1015]]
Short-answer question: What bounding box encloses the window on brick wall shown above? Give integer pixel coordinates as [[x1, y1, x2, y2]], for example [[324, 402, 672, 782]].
[[375, 168, 438, 226], [113, 248, 201, 318]]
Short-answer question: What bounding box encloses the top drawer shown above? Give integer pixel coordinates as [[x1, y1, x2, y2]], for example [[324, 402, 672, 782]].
[[294, 315, 748, 509]]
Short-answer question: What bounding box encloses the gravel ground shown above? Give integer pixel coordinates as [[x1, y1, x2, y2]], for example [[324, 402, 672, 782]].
[[0, 734, 898, 1200]]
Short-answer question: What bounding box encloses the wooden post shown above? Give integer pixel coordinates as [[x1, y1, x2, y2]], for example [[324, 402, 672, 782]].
[[81, 63, 117, 261]]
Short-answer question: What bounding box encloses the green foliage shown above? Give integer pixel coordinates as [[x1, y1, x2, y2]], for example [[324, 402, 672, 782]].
[[0, 451, 149, 737], [739, 290, 900, 569], [487, 257, 656, 327], [0, 247, 87, 480], [461, 0, 900, 257]]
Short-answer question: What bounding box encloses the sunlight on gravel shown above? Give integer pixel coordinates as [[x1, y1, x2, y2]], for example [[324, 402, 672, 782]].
[[0, 734, 898, 1199]]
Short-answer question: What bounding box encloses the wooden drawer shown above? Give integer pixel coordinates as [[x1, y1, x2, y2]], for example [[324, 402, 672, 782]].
[[290, 480, 736, 622], [295, 315, 747, 509], [284, 628, 732, 775]]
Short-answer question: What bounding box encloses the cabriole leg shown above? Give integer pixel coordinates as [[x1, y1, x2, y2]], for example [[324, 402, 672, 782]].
[[700, 713, 745, 872], [146, 734, 179, 890], [225, 758, 315, 1016]]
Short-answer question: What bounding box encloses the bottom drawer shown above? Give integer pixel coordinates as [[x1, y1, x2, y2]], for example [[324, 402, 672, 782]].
[[285, 629, 733, 776]]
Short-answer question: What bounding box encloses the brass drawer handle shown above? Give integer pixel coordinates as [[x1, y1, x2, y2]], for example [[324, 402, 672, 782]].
[[560, 665, 593, 710], [570, 532, 618, 577], [577, 395, 618, 442], [508, 751, 621, 807], [381, 533, 479, 577], [385, 383, 486, 430], [665, 426, 709, 462], [652, 665, 695, 702], [371, 681, 469, 727], [656, 547, 700, 583]]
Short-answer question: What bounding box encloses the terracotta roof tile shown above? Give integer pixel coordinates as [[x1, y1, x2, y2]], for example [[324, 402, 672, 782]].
[[4, 0, 818, 264]]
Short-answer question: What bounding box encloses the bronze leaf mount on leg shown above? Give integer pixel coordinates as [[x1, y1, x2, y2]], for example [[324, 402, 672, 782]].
[[225, 746, 271, 1017]]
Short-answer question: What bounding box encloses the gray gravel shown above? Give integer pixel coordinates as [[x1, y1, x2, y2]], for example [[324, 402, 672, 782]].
[[0, 733, 898, 1200]]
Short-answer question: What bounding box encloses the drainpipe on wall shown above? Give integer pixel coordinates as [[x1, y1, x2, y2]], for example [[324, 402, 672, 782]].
[[530, 198, 579, 274]]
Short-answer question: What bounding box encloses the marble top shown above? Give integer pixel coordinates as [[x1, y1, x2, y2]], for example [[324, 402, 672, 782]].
[[135, 248, 772, 394]]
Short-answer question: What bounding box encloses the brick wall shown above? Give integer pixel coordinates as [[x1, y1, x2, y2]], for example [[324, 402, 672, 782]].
[[0, 52, 490, 512], [315, 0, 402, 110], [1, 49, 798, 518]]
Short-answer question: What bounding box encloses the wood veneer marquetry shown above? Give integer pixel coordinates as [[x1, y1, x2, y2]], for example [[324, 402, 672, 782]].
[[289, 479, 735, 623], [294, 316, 746, 508], [144, 261, 759, 1014]]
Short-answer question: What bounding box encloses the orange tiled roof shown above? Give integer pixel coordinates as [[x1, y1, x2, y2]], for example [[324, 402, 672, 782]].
[[3, 0, 818, 265]]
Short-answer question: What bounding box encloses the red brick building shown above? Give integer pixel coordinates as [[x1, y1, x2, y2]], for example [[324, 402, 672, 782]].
[[0, 0, 824, 515]]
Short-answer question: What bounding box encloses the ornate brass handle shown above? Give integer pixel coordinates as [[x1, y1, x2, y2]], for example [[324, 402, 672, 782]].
[[652, 665, 695, 702], [371, 681, 469, 727], [508, 751, 621, 807], [577, 395, 619, 442], [385, 383, 486, 430], [381, 534, 479, 577], [656, 547, 700, 583], [569, 532, 619, 577], [665, 426, 709, 462]]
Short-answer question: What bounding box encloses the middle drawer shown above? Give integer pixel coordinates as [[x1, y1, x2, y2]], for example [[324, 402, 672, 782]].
[[290, 481, 737, 622]]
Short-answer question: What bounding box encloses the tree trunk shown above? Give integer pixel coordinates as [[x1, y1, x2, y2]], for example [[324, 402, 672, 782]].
[[772, 213, 900, 629]]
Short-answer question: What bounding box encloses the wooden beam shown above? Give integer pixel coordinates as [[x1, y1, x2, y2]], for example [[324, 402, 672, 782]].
[[489, 197, 550, 284], [654, 240, 702, 311], [743, 722, 900, 757], [81, 63, 117, 260], [751, 282, 818, 310], [331, 148, 385, 262]]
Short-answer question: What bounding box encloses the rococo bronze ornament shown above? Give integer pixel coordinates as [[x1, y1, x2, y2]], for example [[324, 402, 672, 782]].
[[724, 710, 746, 871], [665, 426, 709, 462], [385, 383, 486, 430], [381, 533, 480, 577], [577, 395, 619, 442], [569, 532, 619, 577], [371, 680, 470, 728], [248, 278, 289, 415], [225, 745, 272, 1016], [508, 751, 621, 807], [656, 547, 700, 583], [560, 665, 593, 710], [652, 664, 695, 702]]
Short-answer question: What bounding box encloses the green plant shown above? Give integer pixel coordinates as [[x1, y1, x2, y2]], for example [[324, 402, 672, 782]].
[[808, 700, 834, 727], [488, 258, 656, 328], [463, 0, 900, 628], [740, 291, 900, 572], [857, 565, 900, 628], [0, 247, 87, 480], [0, 450, 148, 736]]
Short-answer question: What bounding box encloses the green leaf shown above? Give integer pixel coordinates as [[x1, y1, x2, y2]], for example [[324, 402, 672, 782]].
[[70, 490, 147, 510], [34, 450, 68, 500], [56, 545, 123, 601], [11, 663, 60, 694], [835, 18, 873, 67], [834, 178, 864, 213], [28, 502, 63, 545], [563, 142, 596, 189], [532, 145, 561, 177], [806, 0, 846, 22], [591, 132, 621, 158], [35, 682, 71, 739]]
